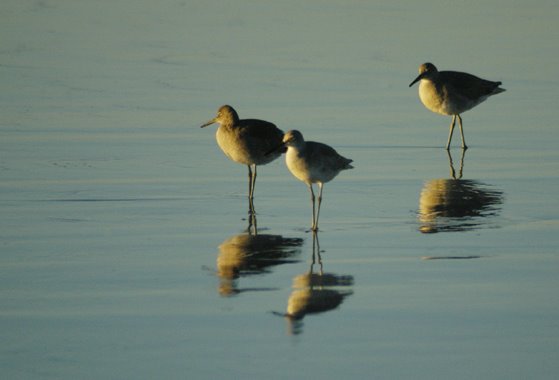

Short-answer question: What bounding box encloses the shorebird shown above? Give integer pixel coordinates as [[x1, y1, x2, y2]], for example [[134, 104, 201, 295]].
[[201, 105, 284, 212], [409, 62, 505, 150], [270, 130, 353, 231]]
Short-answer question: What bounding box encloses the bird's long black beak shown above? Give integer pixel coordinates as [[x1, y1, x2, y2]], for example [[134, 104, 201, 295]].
[[200, 118, 216, 128], [409, 73, 423, 87]]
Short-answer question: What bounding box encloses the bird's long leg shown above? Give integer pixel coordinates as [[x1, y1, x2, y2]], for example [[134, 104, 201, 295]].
[[308, 184, 316, 231], [247, 165, 252, 198], [247, 164, 256, 214], [313, 183, 324, 232], [457, 114, 468, 150], [446, 115, 457, 150], [250, 164, 257, 200]]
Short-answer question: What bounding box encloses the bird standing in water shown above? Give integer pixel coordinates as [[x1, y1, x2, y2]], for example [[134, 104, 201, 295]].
[[409, 62, 505, 150], [201, 105, 284, 213], [271, 130, 353, 231]]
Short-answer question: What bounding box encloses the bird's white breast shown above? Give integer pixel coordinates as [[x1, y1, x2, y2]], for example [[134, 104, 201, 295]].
[[286, 148, 313, 184]]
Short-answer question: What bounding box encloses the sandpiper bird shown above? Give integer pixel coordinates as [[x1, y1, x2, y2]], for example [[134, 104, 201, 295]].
[[201, 105, 284, 212], [271, 130, 353, 231], [409, 62, 505, 150]]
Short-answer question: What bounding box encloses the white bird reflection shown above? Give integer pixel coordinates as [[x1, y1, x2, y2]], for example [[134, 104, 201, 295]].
[[275, 232, 353, 335], [217, 214, 303, 296], [418, 150, 504, 233]]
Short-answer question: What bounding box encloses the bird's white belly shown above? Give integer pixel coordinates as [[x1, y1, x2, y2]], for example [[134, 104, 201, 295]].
[[286, 150, 314, 184], [419, 81, 481, 115]]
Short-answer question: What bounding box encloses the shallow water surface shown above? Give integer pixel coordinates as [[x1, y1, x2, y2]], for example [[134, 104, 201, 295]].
[[2, 1, 559, 379]]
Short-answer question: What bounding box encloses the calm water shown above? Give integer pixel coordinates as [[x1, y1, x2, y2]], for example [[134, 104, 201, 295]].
[[2, 1, 559, 379]]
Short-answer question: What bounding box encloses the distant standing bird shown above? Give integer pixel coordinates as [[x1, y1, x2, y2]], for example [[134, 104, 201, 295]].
[[201, 105, 284, 212], [409, 62, 505, 150], [272, 130, 353, 231]]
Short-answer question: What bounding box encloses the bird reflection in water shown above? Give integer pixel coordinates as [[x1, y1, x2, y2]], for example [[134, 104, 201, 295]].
[[275, 232, 354, 335], [217, 213, 303, 296], [418, 150, 504, 233]]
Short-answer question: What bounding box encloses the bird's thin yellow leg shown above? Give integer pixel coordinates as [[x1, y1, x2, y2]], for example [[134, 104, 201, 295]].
[[308, 184, 316, 231], [314, 183, 324, 232], [446, 115, 457, 150], [457, 114, 468, 150], [248, 164, 257, 214]]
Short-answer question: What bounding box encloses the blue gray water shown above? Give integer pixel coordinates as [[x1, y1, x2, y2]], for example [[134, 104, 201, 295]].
[[2, 1, 559, 379]]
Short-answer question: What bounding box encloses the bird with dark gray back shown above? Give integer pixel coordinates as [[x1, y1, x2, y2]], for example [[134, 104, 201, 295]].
[[269, 130, 353, 231], [201, 105, 284, 213], [409, 63, 505, 150]]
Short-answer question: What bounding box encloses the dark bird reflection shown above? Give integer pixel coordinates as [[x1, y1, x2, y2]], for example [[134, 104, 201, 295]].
[[277, 232, 354, 335], [217, 213, 303, 296], [418, 150, 504, 233]]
